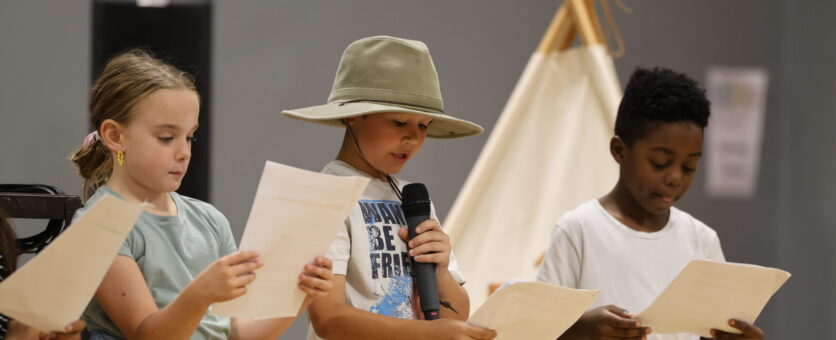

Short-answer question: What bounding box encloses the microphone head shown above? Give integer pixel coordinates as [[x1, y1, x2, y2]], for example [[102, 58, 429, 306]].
[[402, 183, 429, 202], [402, 183, 431, 217]]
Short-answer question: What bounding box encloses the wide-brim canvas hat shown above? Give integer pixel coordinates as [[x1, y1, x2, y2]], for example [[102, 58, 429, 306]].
[[282, 35, 484, 138]]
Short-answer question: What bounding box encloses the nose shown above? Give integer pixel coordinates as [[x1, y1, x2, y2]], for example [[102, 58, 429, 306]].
[[403, 125, 422, 145], [664, 168, 682, 187], [177, 139, 192, 161]]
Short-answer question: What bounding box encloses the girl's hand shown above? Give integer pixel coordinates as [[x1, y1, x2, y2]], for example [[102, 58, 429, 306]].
[[299, 256, 334, 298], [186, 250, 263, 305]]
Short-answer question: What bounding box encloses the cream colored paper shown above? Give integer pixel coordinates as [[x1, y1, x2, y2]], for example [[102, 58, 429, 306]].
[[469, 281, 599, 340], [211, 161, 369, 318], [637, 260, 790, 337], [445, 45, 621, 310], [0, 193, 144, 332]]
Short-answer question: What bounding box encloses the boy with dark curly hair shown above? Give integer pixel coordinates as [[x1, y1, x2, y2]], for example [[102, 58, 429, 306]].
[[537, 67, 766, 340]]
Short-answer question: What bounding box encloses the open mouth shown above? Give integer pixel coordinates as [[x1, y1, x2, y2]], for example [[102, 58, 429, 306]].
[[392, 153, 409, 163], [656, 193, 676, 203]]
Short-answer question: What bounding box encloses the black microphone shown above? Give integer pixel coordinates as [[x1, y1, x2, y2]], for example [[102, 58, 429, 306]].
[[401, 183, 440, 320]]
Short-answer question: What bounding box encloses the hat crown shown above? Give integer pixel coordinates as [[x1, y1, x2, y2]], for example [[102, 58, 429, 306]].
[[327, 36, 444, 112]]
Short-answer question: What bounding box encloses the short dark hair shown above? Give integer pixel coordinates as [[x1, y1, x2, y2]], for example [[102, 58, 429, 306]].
[[615, 67, 710, 145]]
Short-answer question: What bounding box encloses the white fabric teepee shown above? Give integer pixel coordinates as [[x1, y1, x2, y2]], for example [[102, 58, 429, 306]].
[[445, 0, 623, 310]]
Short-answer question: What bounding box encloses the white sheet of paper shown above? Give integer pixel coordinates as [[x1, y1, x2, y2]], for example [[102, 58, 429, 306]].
[[0, 193, 144, 332], [469, 281, 599, 340], [637, 260, 790, 337], [211, 161, 369, 318]]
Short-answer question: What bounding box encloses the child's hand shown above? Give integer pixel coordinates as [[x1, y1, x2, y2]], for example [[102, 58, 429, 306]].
[[574, 305, 651, 340], [298, 256, 334, 298], [6, 319, 40, 339], [399, 219, 451, 269], [709, 319, 764, 340], [7, 319, 86, 340], [39, 320, 87, 340], [187, 250, 263, 304], [426, 319, 497, 340]]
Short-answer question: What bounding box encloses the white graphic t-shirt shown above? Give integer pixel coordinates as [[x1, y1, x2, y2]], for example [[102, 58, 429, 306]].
[[307, 160, 465, 340]]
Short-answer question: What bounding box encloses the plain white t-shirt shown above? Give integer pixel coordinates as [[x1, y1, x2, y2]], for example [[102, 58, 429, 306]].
[[537, 199, 724, 340]]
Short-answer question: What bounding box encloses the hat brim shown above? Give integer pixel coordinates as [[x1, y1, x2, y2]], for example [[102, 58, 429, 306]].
[[282, 102, 483, 139]]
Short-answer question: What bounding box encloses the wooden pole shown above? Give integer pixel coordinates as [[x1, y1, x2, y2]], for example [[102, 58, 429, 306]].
[[569, 0, 602, 46], [535, 3, 571, 54]]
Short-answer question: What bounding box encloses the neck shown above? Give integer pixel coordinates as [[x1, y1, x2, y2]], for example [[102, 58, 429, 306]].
[[336, 131, 387, 181], [107, 166, 176, 215], [600, 180, 669, 232]]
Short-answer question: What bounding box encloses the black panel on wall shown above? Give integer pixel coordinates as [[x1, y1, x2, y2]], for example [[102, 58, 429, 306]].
[[92, 0, 212, 202]]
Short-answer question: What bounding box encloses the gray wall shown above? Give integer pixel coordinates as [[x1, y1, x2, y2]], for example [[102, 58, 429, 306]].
[[0, 1, 833, 339], [773, 1, 836, 338], [0, 1, 88, 200]]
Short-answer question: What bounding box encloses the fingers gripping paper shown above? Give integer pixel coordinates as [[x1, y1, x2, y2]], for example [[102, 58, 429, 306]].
[[469, 282, 599, 340], [637, 260, 790, 337], [445, 45, 621, 309], [0, 193, 144, 332], [211, 161, 369, 318]]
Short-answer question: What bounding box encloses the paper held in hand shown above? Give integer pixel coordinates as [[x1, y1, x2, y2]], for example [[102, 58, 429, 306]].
[[210, 161, 369, 318], [0, 193, 144, 332], [637, 259, 790, 337], [469, 281, 599, 340]]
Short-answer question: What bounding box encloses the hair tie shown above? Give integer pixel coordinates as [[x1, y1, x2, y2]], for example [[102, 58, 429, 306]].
[[82, 131, 100, 147]]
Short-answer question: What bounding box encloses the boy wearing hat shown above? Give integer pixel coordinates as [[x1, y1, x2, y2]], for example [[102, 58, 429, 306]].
[[283, 36, 496, 340]]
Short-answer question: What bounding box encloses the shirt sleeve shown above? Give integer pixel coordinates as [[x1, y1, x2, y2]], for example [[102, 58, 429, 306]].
[[705, 230, 725, 262], [117, 228, 143, 261], [536, 219, 583, 288], [327, 216, 352, 276], [209, 207, 237, 258], [75, 192, 141, 260]]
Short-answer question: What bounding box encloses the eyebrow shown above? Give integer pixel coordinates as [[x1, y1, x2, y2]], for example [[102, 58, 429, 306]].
[[650, 147, 702, 157], [154, 124, 200, 131]]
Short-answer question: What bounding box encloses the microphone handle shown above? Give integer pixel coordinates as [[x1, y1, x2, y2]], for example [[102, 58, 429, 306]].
[[406, 214, 440, 320]]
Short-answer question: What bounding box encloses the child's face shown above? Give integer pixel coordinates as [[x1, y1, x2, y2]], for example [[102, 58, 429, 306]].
[[348, 112, 432, 175], [615, 122, 703, 216], [118, 89, 200, 194]]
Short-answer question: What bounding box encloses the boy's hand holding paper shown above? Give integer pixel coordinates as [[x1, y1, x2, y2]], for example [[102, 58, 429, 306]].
[[637, 260, 790, 337]]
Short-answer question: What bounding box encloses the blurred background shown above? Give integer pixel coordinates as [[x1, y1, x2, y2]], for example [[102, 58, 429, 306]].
[[0, 1, 833, 338]]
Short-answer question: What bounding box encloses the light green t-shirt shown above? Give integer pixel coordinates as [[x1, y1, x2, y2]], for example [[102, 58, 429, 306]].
[[78, 186, 237, 340]]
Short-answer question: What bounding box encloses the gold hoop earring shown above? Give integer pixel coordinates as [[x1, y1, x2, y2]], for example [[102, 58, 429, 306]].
[[117, 150, 124, 166]]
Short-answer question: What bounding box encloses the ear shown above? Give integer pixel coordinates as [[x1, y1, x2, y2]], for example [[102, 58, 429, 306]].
[[344, 117, 358, 126], [100, 119, 125, 153], [610, 135, 627, 164]]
